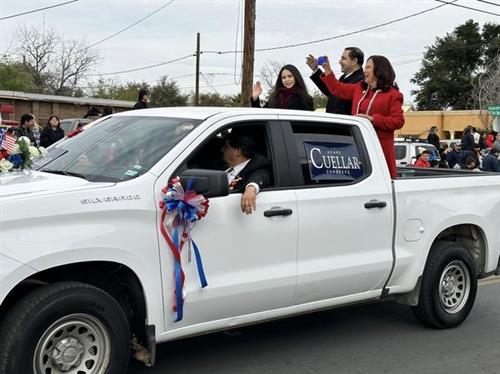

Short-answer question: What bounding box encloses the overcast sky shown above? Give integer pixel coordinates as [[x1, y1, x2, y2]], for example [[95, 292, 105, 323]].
[[1, 0, 499, 104]]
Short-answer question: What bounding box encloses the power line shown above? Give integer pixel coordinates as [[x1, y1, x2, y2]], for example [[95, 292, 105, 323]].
[[85, 38, 496, 80], [83, 0, 176, 51], [171, 72, 238, 80], [82, 0, 496, 81], [86, 54, 194, 76], [435, 0, 500, 16], [475, 0, 500, 8], [170, 73, 196, 80], [202, 0, 458, 55], [179, 82, 238, 90], [0, 0, 78, 21]]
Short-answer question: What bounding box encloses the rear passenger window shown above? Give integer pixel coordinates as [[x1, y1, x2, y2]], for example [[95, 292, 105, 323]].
[[291, 122, 370, 186]]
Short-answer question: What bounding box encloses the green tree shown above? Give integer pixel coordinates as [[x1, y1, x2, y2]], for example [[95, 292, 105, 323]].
[[481, 23, 500, 61], [0, 62, 37, 92], [88, 78, 149, 101], [227, 93, 242, 107], [149, 76, 189, 107], [189, 92, 243, 107], [196, 92, 230, 107], [411, 20, 499, 110], [312, 90, 328, 111]]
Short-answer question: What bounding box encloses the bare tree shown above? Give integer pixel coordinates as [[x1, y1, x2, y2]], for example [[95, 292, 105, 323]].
[[15, 24, 100, 95], [51, 40, 100, 95], [473, 54, 500, 127], [259, 60, 285, 89], [15, 24, 58, 91]]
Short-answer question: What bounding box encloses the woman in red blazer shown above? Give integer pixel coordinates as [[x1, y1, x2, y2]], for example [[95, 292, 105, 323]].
[[319, 55, 404, 178]]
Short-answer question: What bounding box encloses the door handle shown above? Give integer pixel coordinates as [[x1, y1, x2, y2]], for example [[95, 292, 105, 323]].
[[364, 200, 387, 209], [264, 208, 293, 217]]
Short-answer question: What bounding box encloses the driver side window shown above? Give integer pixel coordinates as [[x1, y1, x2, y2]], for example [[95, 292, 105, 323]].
[[179, 122, 276, 191]]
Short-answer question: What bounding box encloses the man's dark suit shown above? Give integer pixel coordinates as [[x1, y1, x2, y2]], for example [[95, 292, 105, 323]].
[[310, 68, 364, 114], [229, 154, 271, 192]]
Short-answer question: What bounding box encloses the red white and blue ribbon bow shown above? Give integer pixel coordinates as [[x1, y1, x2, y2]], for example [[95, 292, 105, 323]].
[[159, 176, 209, 322]]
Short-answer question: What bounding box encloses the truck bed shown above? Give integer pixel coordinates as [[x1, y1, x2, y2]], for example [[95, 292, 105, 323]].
[[397, 167, 500, 179]]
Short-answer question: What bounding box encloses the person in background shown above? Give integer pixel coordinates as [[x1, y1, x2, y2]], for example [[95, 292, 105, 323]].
[[478, 130, 486, 150], [306, 47, 364, 114], [40, 115, 65, 148], [485, 131, 496, 149], [414, 150, 431, 168], [472, 127, 481, 144], [481, 147, 500, 172], [133, 89, 149, 110], [84, 106, 102, 119], [470, 143, 482, 167], [426, 126, 440, 150], [463, 157, 480, 171], [14, 113, 37, 146], [32, 120, 41, 147], [437, 151, 449, 168], [446, 142, 462, 168], [461, 126, 474, 157], [251, 64, 314, 111], [493, 132, 500, 152], [103, 107, 114, 117], [319, 55, 404, 178], [439, 142, 450, 155]]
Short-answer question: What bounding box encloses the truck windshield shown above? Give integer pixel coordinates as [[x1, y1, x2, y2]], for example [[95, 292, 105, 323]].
[[35, 116, 201, 182]]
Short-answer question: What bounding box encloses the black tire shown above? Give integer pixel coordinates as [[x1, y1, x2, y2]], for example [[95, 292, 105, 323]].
[[0, 281, 130, 374], [412, 240, 478, 329]]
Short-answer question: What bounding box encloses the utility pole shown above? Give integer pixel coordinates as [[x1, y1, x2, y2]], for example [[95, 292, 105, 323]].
[[195, 32, 201, 106], [240, 0, 256, 106]]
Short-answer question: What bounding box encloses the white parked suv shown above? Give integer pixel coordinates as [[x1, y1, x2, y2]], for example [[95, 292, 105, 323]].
[[1, 108, 499, 373], [394, 138, 441, 166]]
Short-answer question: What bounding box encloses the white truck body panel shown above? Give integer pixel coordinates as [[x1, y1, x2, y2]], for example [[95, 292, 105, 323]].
[[388, 175, 500, 292], [1, 107, 499, 346]]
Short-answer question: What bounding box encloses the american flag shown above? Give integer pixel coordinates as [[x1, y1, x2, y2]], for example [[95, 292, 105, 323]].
[[0, 131, 16, 153]]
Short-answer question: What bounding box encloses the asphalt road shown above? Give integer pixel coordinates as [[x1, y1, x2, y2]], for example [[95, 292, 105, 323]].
[[128, 277, 500, 374]]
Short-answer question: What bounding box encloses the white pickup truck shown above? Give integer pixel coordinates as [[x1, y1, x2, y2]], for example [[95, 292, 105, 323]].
[[1, 107, 499, 374]]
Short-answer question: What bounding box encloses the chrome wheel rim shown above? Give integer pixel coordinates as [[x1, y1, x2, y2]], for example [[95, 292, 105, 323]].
[[33, 313, 111, 374], [439, 260, 471, 314]]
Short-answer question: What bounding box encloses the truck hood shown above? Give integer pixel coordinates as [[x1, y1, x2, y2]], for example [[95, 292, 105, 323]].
[[0, 170, 114, 199]]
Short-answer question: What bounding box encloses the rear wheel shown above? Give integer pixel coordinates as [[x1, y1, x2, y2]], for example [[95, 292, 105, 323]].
[[412, 241, 478, 328], [0, 281, 130, 374]]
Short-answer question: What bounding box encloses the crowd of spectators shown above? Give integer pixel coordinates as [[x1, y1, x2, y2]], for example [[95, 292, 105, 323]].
[[416, 126, 500, 172]]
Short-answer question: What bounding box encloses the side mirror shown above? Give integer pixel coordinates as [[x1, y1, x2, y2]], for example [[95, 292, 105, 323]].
[[179, 169, 229, 198]]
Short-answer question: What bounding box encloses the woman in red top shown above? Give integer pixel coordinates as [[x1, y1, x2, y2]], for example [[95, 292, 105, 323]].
[[319, 55, 404, 178]]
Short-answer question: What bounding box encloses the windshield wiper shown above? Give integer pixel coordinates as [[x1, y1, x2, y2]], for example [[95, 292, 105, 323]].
[[41, 169, 92, 181]]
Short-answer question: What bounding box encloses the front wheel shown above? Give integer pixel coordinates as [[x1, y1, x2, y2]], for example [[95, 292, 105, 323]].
[[0, 281, 130, 374], [412, 241, 478, 329]]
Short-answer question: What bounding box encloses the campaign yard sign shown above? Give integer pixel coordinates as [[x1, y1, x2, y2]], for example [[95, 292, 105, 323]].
[[304, 141, 363, 181]]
